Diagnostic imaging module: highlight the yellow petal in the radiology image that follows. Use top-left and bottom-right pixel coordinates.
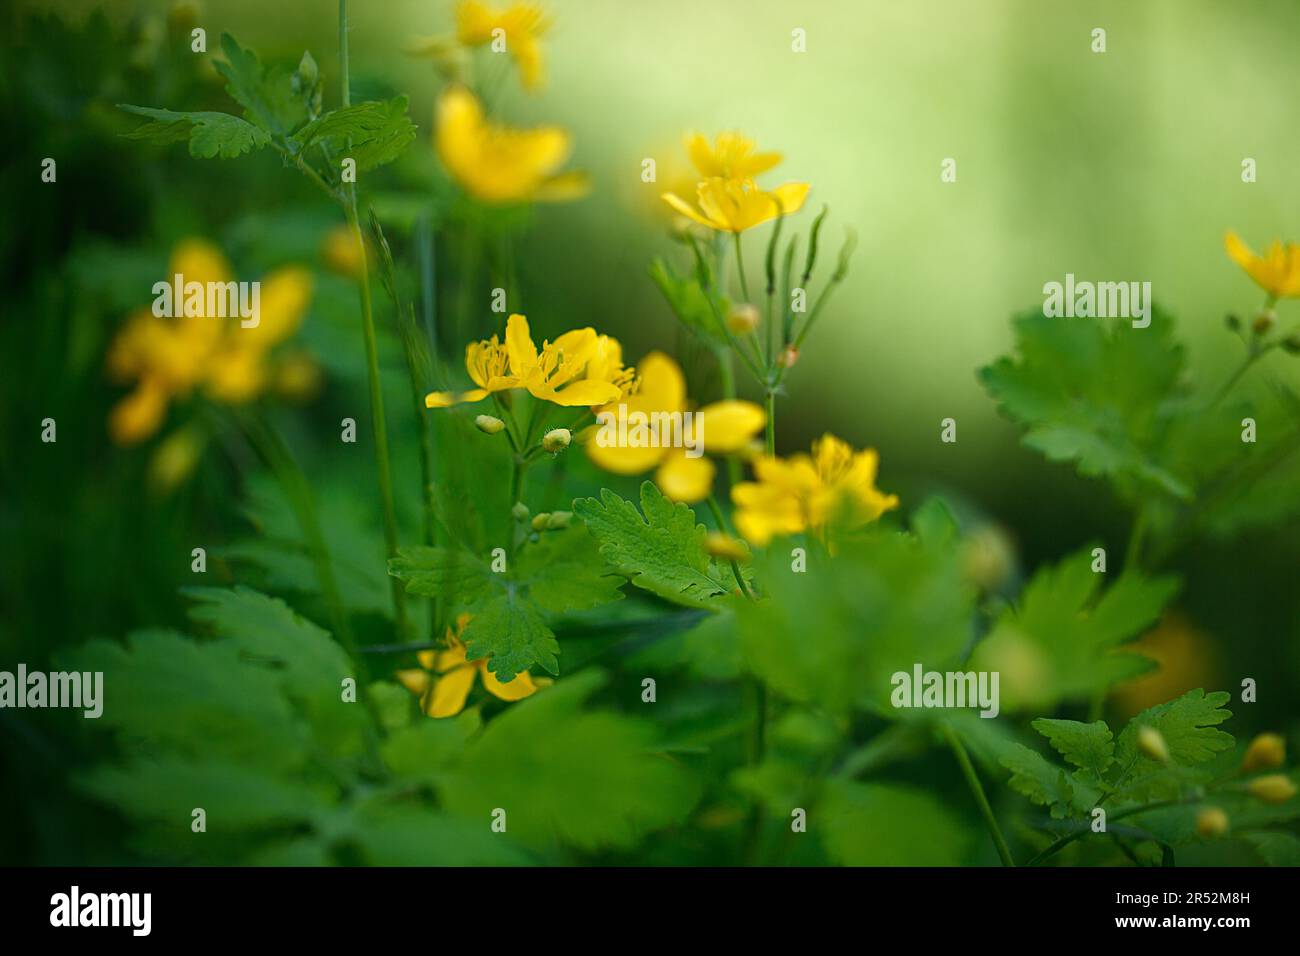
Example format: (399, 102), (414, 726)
(169, 237), (232, 288)
(698, 400), (766, 454)
(585, 432), (666, 475)
(635, 351), (687, 411)
(109, 377), (171, 445)
(395, 668), (432, 696)
(245, 266), (312, 349)
(425, 388), (490, 407)
(661, 192), (719, 230)
(532, 378), (622, 407)
(534, 170), (590, 201)
(769, 182), (810, 216)
(505, 313), (538, 374)
(480, 665), (539, 702)
(426, 665), (477, 717)
(433, 641), (470, 673)
(656, 451), (715, 503)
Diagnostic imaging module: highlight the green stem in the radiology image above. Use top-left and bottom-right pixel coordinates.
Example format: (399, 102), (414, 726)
(764, 389), (776, 455)
(1024, 797), (1198, 867)
(705, 495), (752, 598)
(943, 725), (1015, 867)
(339, 0), (408, 639)
(733, 233), (752, 303)
(716, 348), (742, 488)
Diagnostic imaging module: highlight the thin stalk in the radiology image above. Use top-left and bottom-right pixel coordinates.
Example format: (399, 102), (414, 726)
(1025, 797), (1198, 867)
(705, 495), (752, 598)
(733, 233), (752, 303)
(716, 348), (742, 488)
(943, 725), (1015, 867)
(764, 389), (776, 455)
(339, 0), (408, 639)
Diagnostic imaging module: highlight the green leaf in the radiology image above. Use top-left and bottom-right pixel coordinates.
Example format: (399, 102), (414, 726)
(1000, 743), (1077, 818)
(574, 482), (732, 607)
(65, 629), (308, 770)
(390, 529), (622, 681)
(1116, 688), (1234, 769)
(77, 756), (332, 831)
(214, 33), (306, 136)
(970, 547), (1177, 711)
(347, 805), (528, 866)
(737, 531), (973, 714)
(514, 525), (625, 613)
(292, 96), (417, 171)
(1243, 831), (1300, 866)
(819, 780), (971, 865)
(647, 257), (728, 347)
(118, 105), (271, 158)
(1032, 718), (1115, 777)
(436, 671), (698, 851)
(980, 309), (1191, 500)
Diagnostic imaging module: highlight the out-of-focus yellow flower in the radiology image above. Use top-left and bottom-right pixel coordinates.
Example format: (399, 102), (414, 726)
(1195, 807), (1229, 838)
(1246, 774), (1297, 805)
(425, 314), (624, 409)
(435, 86), (587, 204)
(1242, 733), (1286, 773)
(663, 177), (809, 234)
(705, 532), (750, 562)
(1225, 231), (1300, 300)
(106, 239), (313, 445)
(273, 351), (323, 402)
(321, 225), (365, 278)
(147, 424), (204, 494)
(685, 131), (783, 182)
(731, 433), (898, 546)
(1109, 612), (1218, 719)
(456, 0), (550, 90)
(584, 351), (765, 504)
(395, 613), (541, 717)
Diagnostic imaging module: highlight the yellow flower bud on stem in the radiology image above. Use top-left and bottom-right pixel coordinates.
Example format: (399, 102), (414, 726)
(1241, 733), (1285, 772)
(1195, 806), (1230, 838)
(1246, 773), (1297, 805)
(542, 427), (571, 454)
(475, 414), (506, 435)
(1137, 725), (1171, 763)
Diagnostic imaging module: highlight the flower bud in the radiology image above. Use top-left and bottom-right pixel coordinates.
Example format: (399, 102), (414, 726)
(475, 414), (505, 435)
(542, 428), (571, 453)
(705, 532), (749, 562)
(1195, 806), (1229, 838)
(1281, 335), (1300, 356)
(1241, 732), (1286, 772)
(511, 502), (530, 522)
(777, 345), (799, 369)
(1137, 725), (1170, 763)
(1253, 309), (1276, 335)
(1246, 773), (1297, 804)
(546, 510), (573, 530)
(727, 303), (760, 334)
(1225, 313), (1242, 332)
(531, 512), (551, 531)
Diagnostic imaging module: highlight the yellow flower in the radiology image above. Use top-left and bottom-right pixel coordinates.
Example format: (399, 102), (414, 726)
(320, 224), (365, 278)
(684, 131), (783, 182)
(663, 177), (809, 234)
(425, 313), (624, 409)
(1241, 733), (1286, 773)
(106, 239), (313, 445)
(456, 0), (550, 91)
(1225, 231), (1300, 300)
(395, 614), (540, 717)
(435, 86), (587, 204)
(731, 433), (898, 546)
(584, 351), (766, 504)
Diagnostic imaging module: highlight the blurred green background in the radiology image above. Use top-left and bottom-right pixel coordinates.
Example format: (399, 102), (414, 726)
(4, 0), (1299, 863)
